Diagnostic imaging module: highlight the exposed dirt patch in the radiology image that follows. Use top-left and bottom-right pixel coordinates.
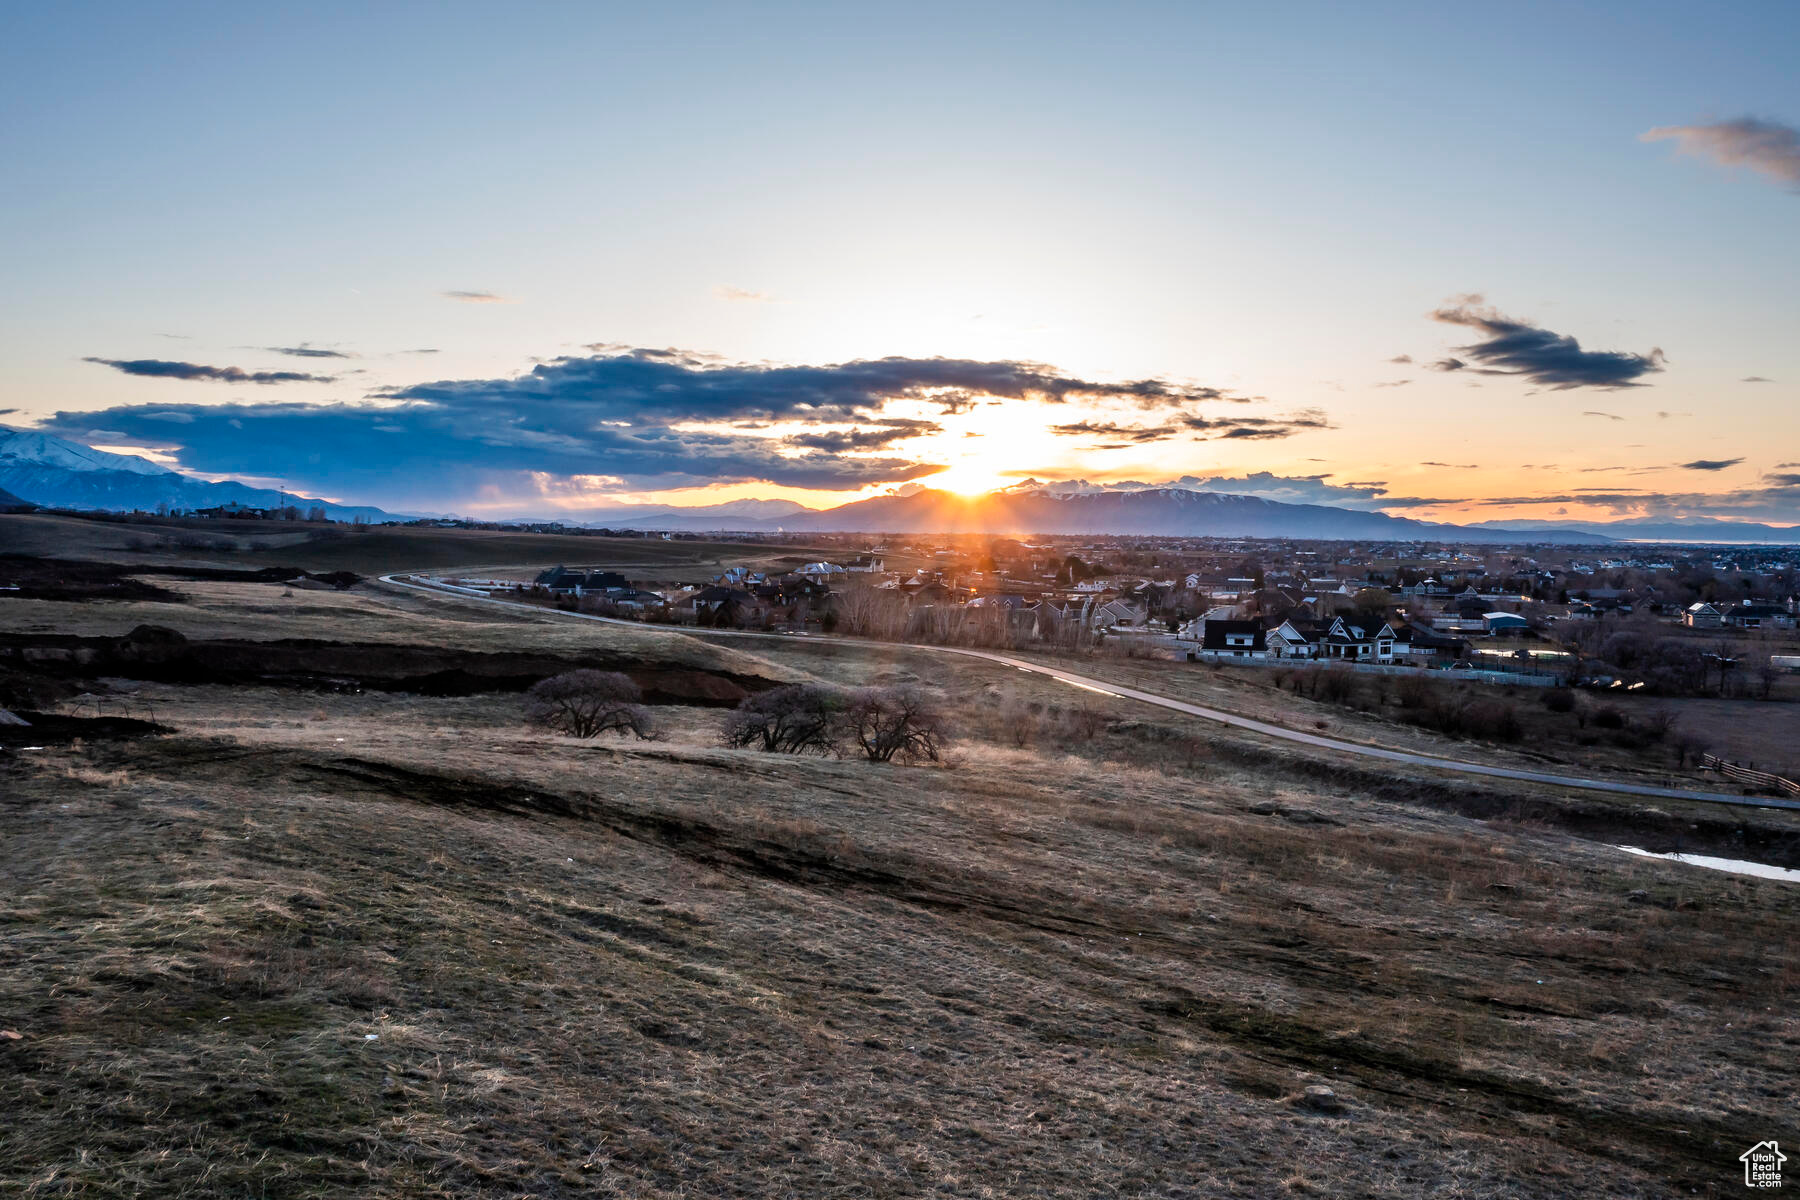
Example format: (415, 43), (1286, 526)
(0, 625), (781, 705)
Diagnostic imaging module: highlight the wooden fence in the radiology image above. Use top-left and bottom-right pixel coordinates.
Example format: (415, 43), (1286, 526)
(1701, 753), (1800, 797)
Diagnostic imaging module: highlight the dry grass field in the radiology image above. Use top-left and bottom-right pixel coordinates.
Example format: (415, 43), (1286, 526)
(3, 569), (1798, 1197)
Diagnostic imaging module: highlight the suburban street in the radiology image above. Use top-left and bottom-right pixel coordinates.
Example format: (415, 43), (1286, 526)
(378, 574), (1800, 814)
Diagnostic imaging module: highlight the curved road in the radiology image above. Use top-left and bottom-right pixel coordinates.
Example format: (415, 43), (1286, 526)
(378, 574), (1800, 814)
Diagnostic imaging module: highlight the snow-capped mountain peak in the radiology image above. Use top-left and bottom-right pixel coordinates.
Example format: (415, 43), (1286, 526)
(0, 427), (175, 476)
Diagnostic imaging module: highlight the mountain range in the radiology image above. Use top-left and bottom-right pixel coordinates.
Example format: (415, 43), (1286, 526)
(0, 428), (390, 523)
(5, 425), (1798, 544)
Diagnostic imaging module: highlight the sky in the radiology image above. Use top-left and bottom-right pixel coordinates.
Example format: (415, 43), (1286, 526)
(3, 1), (1798, 524)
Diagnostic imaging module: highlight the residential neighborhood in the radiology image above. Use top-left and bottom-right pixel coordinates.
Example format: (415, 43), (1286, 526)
(414, 534), (1800, 697)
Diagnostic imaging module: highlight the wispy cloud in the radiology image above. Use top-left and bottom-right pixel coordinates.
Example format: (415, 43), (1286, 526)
(1048, 421), (1178, 444)
(1677, 457), (1743, 471)
(1643, 117), (1800, 188)
(1428, 297), (1664, 389)
(83, 358), (334, 384)
(1177, 410), (1332, 440)
(1420, 461), (1478, 469)
(1387, 354), (1412, 364)
(715, 285), (777, 303)
(1742, 375), (1774, 383)
(1372, 379), (1411, 388)
(783, 418), (942, 452)
(264, 344), (354, 359)
(441, 290), (510, 303)
(1582, 410), (1624, 420)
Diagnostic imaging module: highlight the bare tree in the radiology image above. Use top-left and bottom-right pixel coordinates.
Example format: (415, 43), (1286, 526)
(722, 684), (844, 754)
(524, 670), (658, 739)
(844, 686), (947, 763)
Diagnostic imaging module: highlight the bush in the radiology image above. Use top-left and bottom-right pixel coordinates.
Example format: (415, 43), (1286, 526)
(844, 686), (947, 763)
(1593, 706), (1625, 730)
(721, 684), (844, 754)
(1394, 674), (1433, 709)
(524, 670), (658, 739)
(1542, 689), (1575, 713)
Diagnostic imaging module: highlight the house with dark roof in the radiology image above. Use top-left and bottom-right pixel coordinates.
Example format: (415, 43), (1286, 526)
(1723, 602), (1794, 630)
(1200, 619), (1267, 657)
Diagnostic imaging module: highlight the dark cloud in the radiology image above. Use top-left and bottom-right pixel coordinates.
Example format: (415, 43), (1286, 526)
(1582, 410), (1624, 420)
(1678, 458), (1743, 471)
(1642, 117), (1800, 187)
(1387, 354), (1413, 364)
(1420, 461), (1478, 469)
(382, 349), (1257, 422)
(1742, 375), (1773, 383)
(39, 399), (941, 497)
(1429, 300), (1664, 389)
(265, 345), (354, 359)
(783, 419), (942, 452)
(1177, 410), (1331, 440)
(84, 358), (335, 385)
(1764, 473), (1800, 487)
(1048, 421), (1179, 443)
(442, 290), (509, 303)
(47, 348), (1271, 502)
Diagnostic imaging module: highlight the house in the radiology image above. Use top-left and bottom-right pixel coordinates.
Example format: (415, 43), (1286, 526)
(1683, 602), (1724, 629)
(1090, 598), (1147, 629)
(1266, 618), (1326, 659)
(1201, 619), (1267, 657)
(1318, 617), (1406, 662)
(1722, 602), (1794, 630)
(1399, 623), (1468, 660)
(534, 566), (631, 596)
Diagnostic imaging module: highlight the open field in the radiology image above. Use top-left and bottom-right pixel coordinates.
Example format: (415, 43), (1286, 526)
(1062, 652), (1800, 786)
(4, 564), (1799, 1197)
(0, 512), (874, 578)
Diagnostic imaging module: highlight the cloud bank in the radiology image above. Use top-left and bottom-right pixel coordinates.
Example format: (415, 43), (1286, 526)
(46, 348), (1273, 504)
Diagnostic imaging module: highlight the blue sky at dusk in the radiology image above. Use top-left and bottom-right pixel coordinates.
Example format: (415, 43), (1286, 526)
(3, 1), (1797, 521)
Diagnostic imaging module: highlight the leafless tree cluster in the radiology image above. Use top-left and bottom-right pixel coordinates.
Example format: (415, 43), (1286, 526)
(722, 682), (948, 763)
(844, 686), (947, 763)
(720, 684), (844, 755)
(524, 670), (658, 740)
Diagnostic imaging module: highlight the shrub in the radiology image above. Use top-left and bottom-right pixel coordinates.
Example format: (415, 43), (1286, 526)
(844, 685), (947, 763)
(1592, 706), (1625, 730)
(721, 684), (844, 754)
(1315, 667), (1358, 705)
(1395, 674), (1433, 709)
(524, 670), (658, 739)
(1542, 689), (1575, 713)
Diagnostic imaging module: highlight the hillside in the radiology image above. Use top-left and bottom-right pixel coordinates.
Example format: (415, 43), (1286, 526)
(2, 572), (1796, 1196)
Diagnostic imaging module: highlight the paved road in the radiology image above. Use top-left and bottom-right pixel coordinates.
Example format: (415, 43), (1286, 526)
(377, 574), (1800, 814)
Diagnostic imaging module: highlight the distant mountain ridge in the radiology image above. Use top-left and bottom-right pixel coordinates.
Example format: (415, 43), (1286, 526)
(1470, 516), (1800, 545)
(758, 487), (1613, 542)
(0, 427), (391, 522)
